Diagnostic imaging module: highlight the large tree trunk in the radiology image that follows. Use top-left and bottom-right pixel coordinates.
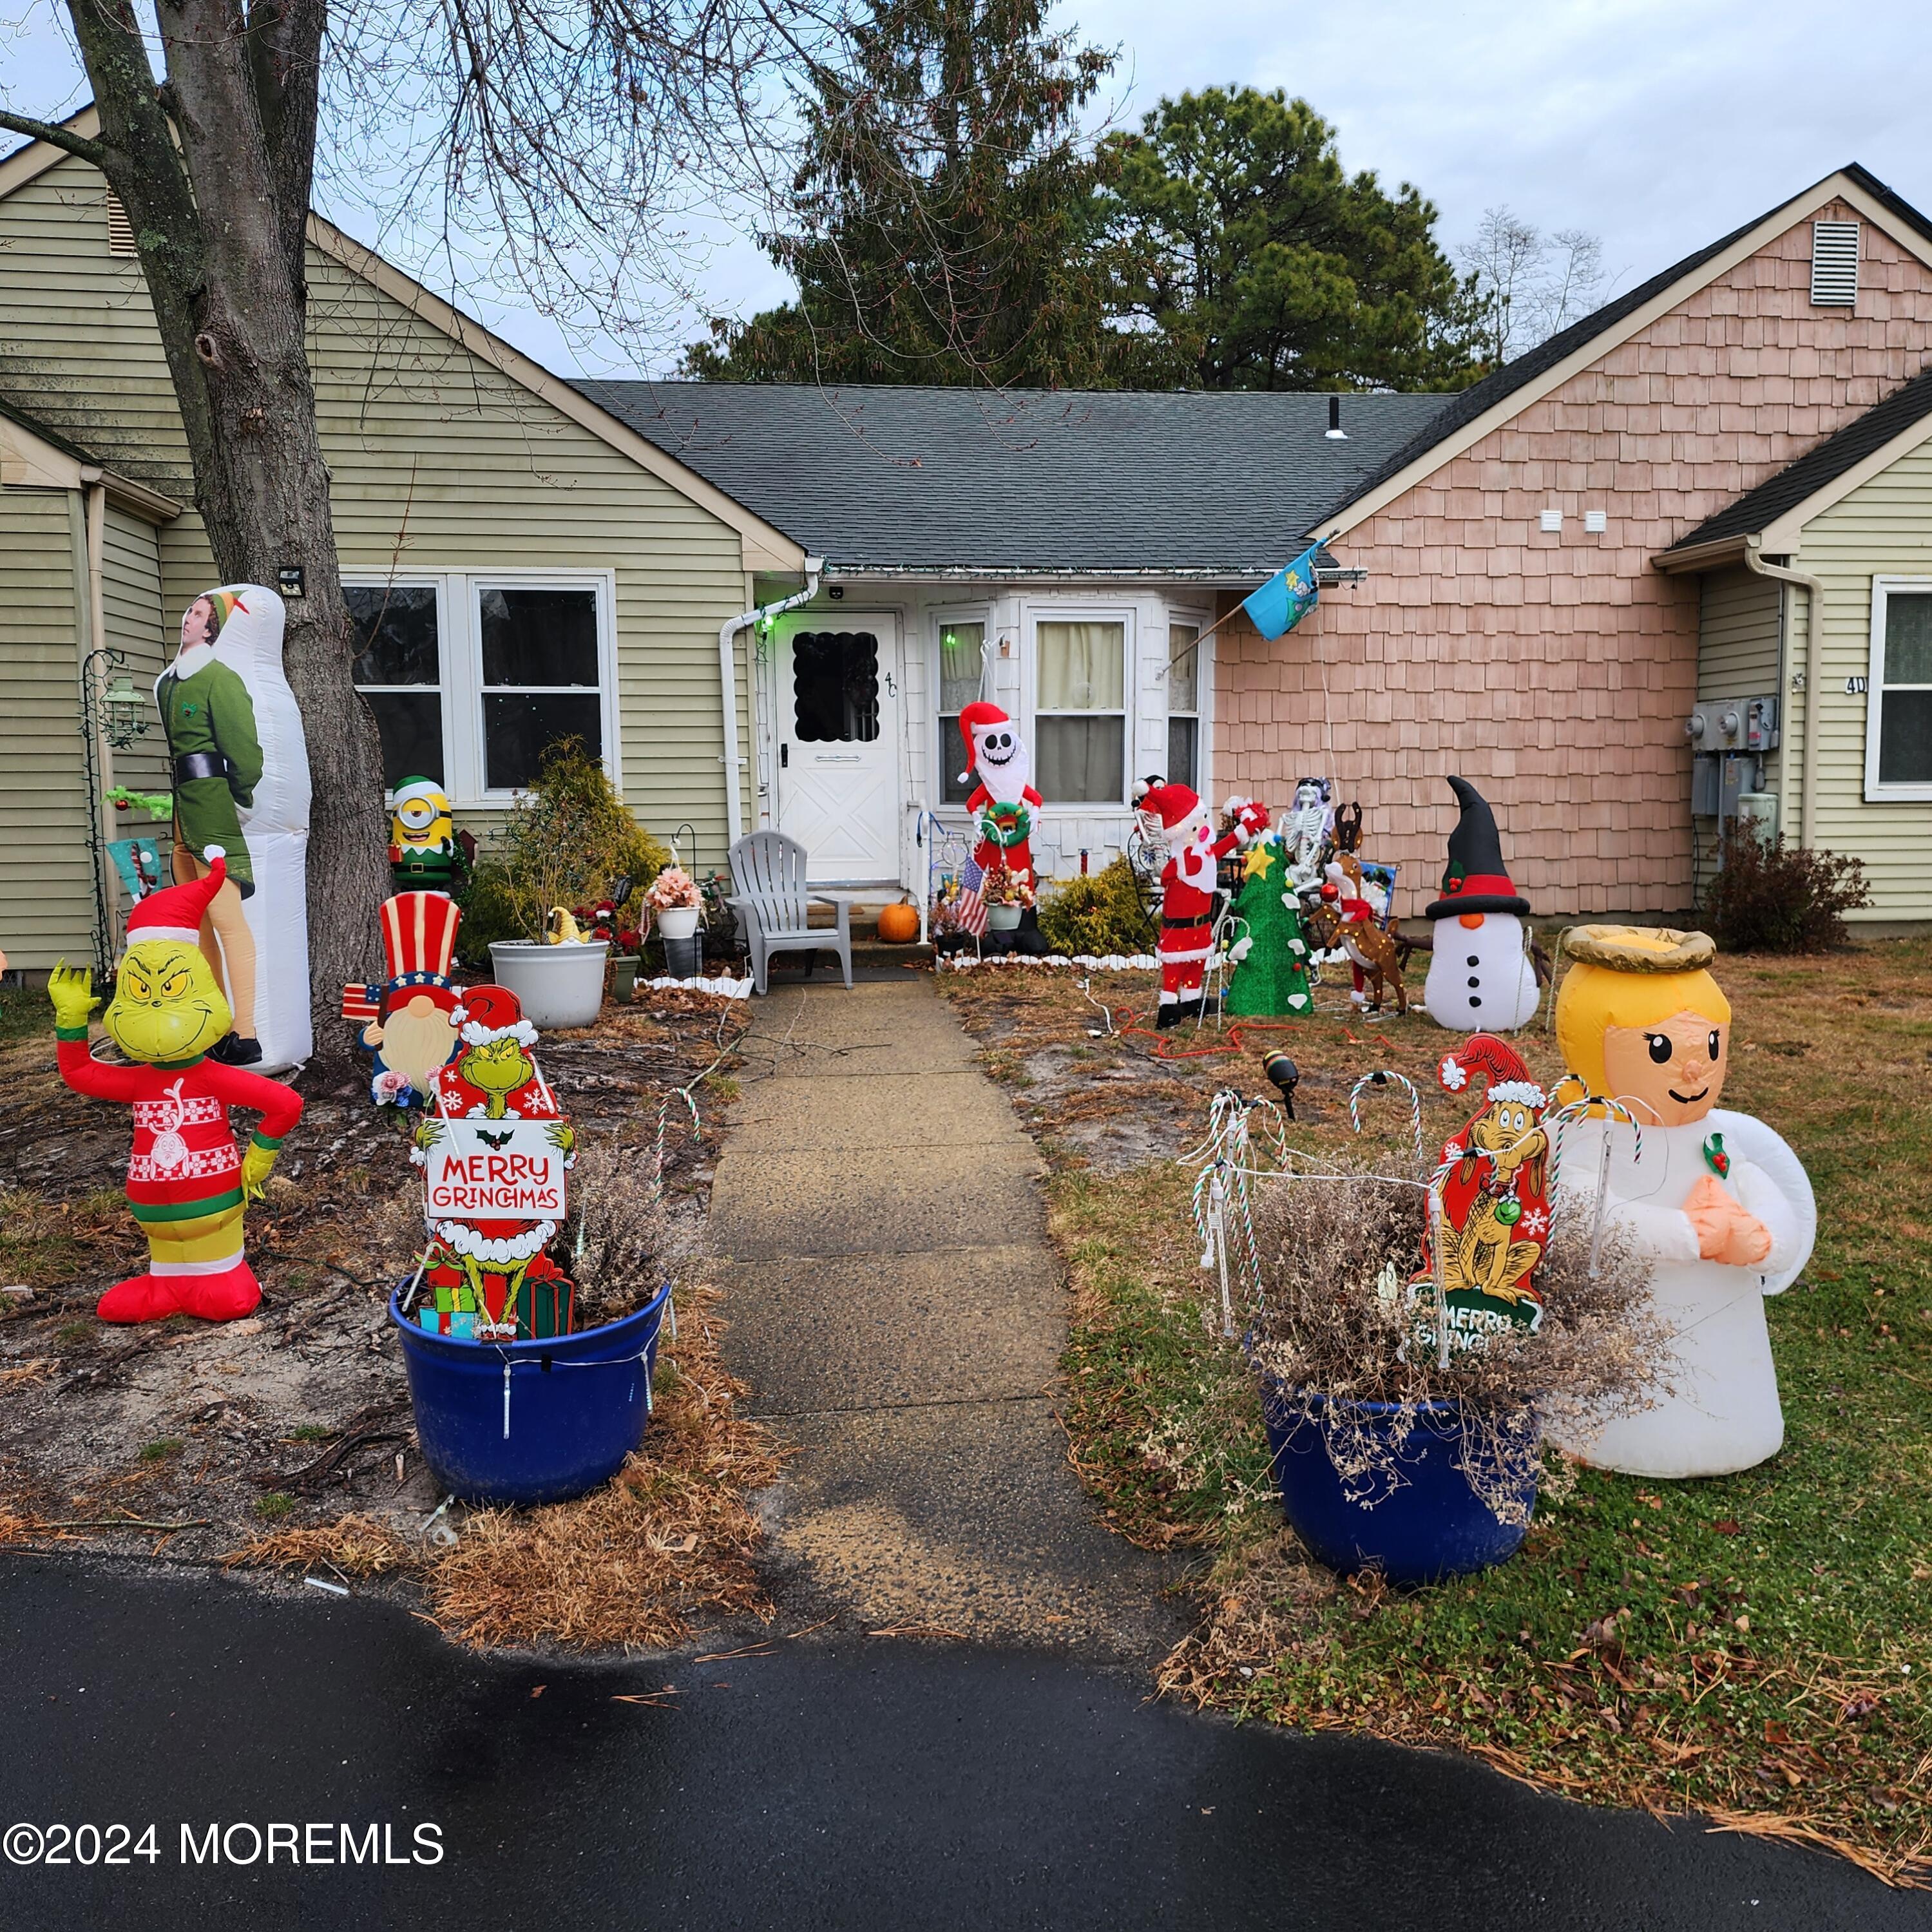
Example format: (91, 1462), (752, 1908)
(62, 0), (390, 1048)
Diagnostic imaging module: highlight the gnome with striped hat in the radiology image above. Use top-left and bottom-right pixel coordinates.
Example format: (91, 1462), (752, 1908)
(46, 853), (303, 1324)
(341, 892), (464, 1105)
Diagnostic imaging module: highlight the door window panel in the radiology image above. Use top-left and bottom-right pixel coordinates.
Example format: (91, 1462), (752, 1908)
(792, 631), (881, 744)
(349, 584), (444, 787)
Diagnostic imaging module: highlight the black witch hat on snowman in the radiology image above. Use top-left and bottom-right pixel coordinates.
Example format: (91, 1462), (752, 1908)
(1422, 776), (1539, 1031)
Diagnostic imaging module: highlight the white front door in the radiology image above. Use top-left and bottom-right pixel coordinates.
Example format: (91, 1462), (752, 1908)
(773, 615), (901, 882)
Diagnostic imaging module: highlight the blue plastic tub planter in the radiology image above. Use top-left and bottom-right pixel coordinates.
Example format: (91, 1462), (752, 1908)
(1258, 1378), (1538, 1587)
(391, 1284), (673, 1506)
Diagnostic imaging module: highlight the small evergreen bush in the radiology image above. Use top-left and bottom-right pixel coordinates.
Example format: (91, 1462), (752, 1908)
(1703, 830), (1870, 953)
(1037, 856), (1157, 957)
(459, 740), (669, 959)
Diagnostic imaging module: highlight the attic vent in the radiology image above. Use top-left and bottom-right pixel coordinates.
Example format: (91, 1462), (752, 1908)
(104, 190), (137, 258)
(1810, 220), (1859, 307)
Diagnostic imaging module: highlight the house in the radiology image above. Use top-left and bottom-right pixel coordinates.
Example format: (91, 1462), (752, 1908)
(582, 379), (1448, 889)
(7, 113), (1932, 975)
(0, 112), (805, 973)
(593, 164), (1932, 930)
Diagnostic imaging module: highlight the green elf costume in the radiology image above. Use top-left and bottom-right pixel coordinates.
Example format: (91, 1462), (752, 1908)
(157, 589), (265, 1064)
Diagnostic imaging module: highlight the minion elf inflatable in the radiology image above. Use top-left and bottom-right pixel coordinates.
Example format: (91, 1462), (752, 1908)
(48, 853), (303, 1324)
(388, 777), (468, 896)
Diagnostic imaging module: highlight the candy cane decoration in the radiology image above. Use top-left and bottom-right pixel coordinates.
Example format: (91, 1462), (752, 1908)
(1348, 1070), (1425, 1176)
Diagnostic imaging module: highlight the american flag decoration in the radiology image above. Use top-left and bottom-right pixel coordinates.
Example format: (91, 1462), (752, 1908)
(955, 854), (989, 937)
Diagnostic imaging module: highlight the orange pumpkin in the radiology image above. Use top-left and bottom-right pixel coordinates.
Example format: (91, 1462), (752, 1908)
(875, 902), (921, 944)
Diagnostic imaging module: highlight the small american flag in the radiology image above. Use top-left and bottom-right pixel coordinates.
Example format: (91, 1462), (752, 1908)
(955, 854), (989, 937)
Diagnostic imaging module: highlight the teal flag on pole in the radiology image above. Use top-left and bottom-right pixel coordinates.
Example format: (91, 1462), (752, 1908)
(1241, 542), (1322, 640)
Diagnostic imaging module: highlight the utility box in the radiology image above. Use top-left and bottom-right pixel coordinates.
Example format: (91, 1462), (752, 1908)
(1736, 791), (1779, 841)
(1686, 694), (1779, 753)
(1692, 753), (1750, 818)
(1692, 754), (1722, 817)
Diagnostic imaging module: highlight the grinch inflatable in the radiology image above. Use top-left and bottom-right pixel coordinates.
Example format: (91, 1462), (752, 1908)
(48, 855), (303, 1324)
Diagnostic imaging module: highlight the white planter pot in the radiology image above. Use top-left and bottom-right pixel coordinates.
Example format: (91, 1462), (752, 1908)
(488, 939), (611, 1029)
(655, 905), (701, 941)
(984, 904), (1022, 932)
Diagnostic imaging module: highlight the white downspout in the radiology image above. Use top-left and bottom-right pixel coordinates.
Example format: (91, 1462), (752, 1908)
(718, 557), (824, 842)
(1744, 539), (1823, 845)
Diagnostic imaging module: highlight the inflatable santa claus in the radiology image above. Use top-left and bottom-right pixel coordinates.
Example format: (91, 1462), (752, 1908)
(955, 701), (1044, 887)
(1136, 778), (1240, 1028)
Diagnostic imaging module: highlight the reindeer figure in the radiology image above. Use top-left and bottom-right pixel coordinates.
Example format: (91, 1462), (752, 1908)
(1306, 898), (1409, 1015)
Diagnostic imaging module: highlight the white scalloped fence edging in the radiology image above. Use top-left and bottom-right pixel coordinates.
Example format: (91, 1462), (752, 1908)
(934, 952), (1159, 972)
(642, 974), (754, 999)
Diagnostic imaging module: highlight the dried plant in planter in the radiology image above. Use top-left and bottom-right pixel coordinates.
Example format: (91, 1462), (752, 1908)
(1247, 1152), (1674, 1524)
(563, 1132), (674, 1326)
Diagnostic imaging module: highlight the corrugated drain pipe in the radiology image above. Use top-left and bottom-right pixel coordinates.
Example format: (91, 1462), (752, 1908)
(1743, 539), (1822, 845)
(718, 557), (824, 841)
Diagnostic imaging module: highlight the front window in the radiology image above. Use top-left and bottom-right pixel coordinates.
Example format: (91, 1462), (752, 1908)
(350, 584), (444, 789)
(1167, 622), (1201, 793)
(1873, 587), (1932, 790)
(937, 620), (985, 805)
(347, 572), (614, 801)
(1035, 618), (1125, 802)
(478, 585), (604, 790)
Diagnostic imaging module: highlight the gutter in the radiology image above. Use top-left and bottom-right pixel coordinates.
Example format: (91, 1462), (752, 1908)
(1744, 539), (1824, 845)
(718, 557), (823, 841)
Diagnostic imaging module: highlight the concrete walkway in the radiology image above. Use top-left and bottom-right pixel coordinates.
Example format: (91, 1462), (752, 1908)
(709, 978), (1178, 1655)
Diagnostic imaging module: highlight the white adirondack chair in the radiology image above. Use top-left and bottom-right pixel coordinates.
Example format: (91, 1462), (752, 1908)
(725, 832), (857, 995)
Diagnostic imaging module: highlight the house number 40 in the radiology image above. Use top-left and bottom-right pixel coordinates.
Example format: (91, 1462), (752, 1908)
(1845, 676), (1869, 694)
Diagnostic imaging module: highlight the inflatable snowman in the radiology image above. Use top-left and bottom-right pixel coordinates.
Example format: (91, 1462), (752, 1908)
(1422, 776), (1538, 1032)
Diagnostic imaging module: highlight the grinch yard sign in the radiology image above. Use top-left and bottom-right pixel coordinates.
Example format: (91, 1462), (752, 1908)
(424, 1120), (568, 1221)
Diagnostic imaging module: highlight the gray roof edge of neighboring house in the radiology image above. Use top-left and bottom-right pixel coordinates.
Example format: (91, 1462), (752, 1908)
(1314, 161), (1932, 531)
(1664, 361), (1932, 554)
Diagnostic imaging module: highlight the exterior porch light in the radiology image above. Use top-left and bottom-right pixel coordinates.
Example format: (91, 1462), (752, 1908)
(104, 672), (149, 749)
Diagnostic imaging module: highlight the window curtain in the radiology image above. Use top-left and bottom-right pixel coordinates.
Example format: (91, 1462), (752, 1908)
(938, 622), (986, 802)
(1037, 622), (1124, 710)
(1167, 627), (1199, 714)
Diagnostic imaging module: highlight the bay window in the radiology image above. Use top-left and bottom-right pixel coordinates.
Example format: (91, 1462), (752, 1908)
(936, 618), (986, 805)
(1035, 617), (1125, 802)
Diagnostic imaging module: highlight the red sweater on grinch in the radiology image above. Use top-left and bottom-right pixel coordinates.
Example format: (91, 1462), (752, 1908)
(54, 1037), (302, 1222)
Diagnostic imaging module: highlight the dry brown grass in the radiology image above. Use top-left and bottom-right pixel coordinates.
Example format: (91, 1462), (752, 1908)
(422, 1283), (785, 1652)
(226, 1514), (418, 1577)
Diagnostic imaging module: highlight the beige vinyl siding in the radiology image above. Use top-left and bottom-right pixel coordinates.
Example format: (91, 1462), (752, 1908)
(1692, 567), (1784, 901)
(99, 501), (172, 803)
(1, 152), (754, 870)
(1790, 435), (1932, 919)
(0, 486), (94, 968)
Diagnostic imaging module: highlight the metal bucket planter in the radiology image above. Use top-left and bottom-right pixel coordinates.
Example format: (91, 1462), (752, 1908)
(1258, 1379), (1537, 1586)
(488, 939), (610, 1029)
(391, 1285), (671, 1506)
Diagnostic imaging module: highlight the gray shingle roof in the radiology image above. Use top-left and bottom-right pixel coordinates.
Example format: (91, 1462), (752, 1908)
(1665, 363), (1932, 552)
(577, 379), (1453, 574)
(1316, 162), (1932, 529)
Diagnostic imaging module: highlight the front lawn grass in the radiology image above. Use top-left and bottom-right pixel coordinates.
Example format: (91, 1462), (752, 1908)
(970, 939), (1932, 1886)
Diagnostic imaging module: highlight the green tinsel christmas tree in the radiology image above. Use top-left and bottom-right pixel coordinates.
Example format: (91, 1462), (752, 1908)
(1225, 833), (1314, 1017)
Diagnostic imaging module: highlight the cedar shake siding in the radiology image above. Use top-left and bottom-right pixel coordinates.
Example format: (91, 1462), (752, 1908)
(1216, 196), (1932, 917)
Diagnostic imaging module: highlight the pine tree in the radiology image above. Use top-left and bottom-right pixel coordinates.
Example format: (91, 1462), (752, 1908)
(1225, 834), (1313, 1017)
(684, 0), (1117, 387)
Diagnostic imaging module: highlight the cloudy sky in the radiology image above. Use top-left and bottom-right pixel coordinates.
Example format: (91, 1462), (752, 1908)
(5, 0), (1930, 376)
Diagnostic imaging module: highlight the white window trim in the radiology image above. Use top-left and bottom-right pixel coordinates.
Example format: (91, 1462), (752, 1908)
(1163, 606), (1214, 802)
(1865, 576), (1932, 801)
(1027, 604), (1135, 810)
(932, 604), (991, 807)
(347, 568), (618, 809)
